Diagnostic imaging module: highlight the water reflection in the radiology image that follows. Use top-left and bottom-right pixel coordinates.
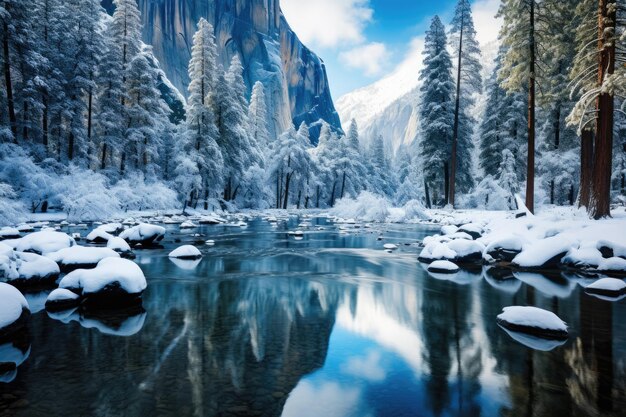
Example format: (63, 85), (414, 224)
(0, 218), (624, 416)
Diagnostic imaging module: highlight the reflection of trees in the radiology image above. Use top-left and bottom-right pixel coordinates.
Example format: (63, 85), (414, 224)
(421, 276), (482, 417)
(0, 277), (341, 417)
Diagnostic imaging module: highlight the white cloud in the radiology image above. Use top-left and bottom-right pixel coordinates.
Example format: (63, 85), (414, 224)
(339, 42), (390, 76)
(342, 350), (386, 382)
(281, 0), (374, 48)
(472, 0), (502, 46)
(282, 381), (363, 417)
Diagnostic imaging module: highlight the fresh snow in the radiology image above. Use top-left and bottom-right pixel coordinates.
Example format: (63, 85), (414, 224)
(119, 223), (165, 244)
(597, 257), (626, 272)
(428, 260), (460, 273)
(0, 283), (29, 330)
(46, 246), (120, 267)
(47, 288), (80, 302)
(168, 245), (202, 259)
(497, 306), (567, 332)
(5, 231), (75, 254)
(107, 237), (132, 253)
(59, 257), (147, 295)
(512, 236), (578, 268)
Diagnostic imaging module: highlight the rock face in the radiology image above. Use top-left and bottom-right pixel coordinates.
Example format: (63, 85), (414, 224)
(102, 0), (342, 141)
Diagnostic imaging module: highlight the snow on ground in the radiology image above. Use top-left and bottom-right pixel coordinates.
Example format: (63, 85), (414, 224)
(0, 283), (29, 332)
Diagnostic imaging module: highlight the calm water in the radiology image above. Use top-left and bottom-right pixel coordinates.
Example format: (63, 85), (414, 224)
(1, 216), (626, 417)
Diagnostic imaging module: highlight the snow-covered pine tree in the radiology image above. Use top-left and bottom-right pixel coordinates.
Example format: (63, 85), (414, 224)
(368, 134), (394, 198)
(418, 16), (455, 207)
(336, 120), (368, 199)
(124, 49), (171, 177)
(248, 81), (269, 168)
(448, 0), (481, 205)
(497, 0), (544, 213)
(567, 0), (624, 218)
(309, 122), (334, 208)
(179, 17), (223, 208)
(215, 56), (252, 201)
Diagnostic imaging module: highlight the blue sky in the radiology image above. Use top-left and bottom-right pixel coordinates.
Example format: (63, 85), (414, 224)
(281, 0), (501, 99)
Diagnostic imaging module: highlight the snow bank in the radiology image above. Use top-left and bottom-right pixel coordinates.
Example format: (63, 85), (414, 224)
(332, 192), (390, 222)
(180, 220), (197, 229)
(119, 223), (165, 245)
(0, 283), (29, 336)
(5, 231), (75, 254)
(168, 245), (202, 259)
(0, 228), (20, 240)
(199, 215), (226, 224)
(46, 246), (119, 271)
(497, 306), (568, 339)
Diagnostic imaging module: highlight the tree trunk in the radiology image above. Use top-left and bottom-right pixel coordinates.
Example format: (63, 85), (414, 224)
(589, 0), (615, 219)
(296, 189), (302, 209)
(101, 143), (108, 169)
(425, 181), (432, 209)
(68, 132), (74, 160)
(2, 24), (17, 142)
(579, 129), (593, 208)
(42, 93), (49, 149)
(329, 177), (337, 207)
(340, 171), (347, 199)
(120, 151), (126, 174)
(443, 161), (450, 206)
(449, 11), (465, 208)
(526, 0), (536, 214)
(276, 173), (281, 209)
(316, 185), (320, 208)
(283, 173), (291, 210)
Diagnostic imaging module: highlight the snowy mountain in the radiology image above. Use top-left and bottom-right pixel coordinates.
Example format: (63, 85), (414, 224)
(101, 0), (341, 141)
(336, 40), (499, 154)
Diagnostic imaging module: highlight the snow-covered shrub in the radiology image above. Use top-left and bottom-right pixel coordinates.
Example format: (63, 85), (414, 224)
(111, 174), (177, 211)
(331, 192), (390, 222)
(0, 183), (26, 226)
(402, 199), (429, 221)
(460, 176), (514, 210)
(53, 166), (121, 221)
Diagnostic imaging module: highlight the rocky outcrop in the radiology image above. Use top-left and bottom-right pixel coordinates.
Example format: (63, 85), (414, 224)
(102, 0), (342, 141)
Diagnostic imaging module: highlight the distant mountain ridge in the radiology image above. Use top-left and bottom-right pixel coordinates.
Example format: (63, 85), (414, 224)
(102, 0), (342, 141)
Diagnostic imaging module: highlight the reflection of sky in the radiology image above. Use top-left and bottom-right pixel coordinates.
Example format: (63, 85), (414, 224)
(283, 283), (511, 417)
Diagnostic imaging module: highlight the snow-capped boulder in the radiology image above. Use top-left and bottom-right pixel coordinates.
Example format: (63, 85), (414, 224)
(45, 288), (81, 311)
(562, 247), (603, 268)
(596, 240), (626, 259)
(584, 278), (626, 297)
(85, 228), (114, 243)
(168, 245), (202, 260)
(596, 257), (626, 274)
(428, 260), (460, 274)
(383, 243), (398, 250)
(106, 237), (134, 259)
(448, 232), (473, 240)
(0, 228), (20, 241)
(10, 252), (60, 286)
(119, 223), (165, 246)
(458, 223), (482, 240)
(496, 306), (568, 340)
(199, 215), (226, 224)
(483, 235), (526, 262)
(512, 236), (578, 269)
(440, 225), (459, 235)
(180, 220), (197, 229)
(46, 246), (120, 272)
(0, 283), (30, 338)
(447, 239), (485, 264)
(16, 224), (34, 233)
(59, 258), (147, 308)
(5, 231), (75, 255)
(418, 241), (456, 263)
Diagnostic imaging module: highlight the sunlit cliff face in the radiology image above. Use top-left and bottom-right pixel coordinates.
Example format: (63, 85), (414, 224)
(101, 0), (342, 142)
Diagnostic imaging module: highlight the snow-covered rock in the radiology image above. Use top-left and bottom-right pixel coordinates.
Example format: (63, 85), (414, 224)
(418, 241), (456, 263)
(596, 257), (626, 274)
(16, 224), (34, 233)
(180, 220), (197, 229)
(427, 260), (459, 274)
(496, 306), (568, 340)
(512, 236), (578, 269)
(441, 225), (459, 235)
(383, 243), (398, 250)
(562, 247), (603, 268)
(106, 237), (134, 258)
(46, 246), (120, 272)
(59, 258), (147, 308)
(458, 223), (482, 240)
(119, 223), (165, 246)
(199, 215), (226, 224)
(168, 245), (202, 260)
(596, 240), (626, 259)
(0, 228), (20, 240)
(5, 231), (75, 255)
(45, 288), (81, 311)
(584, 278), (626, 297)
(0, 283), (30, 338)
(483, 235), (526, 262)
(11, 252), (60, 286)
(85, 228), (114, 243)
(447, 239), (485, 264)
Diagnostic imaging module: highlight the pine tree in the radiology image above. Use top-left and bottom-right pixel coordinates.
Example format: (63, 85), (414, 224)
(419, 16), (455, 206)
(248, 81), (269, 168)
(448, 0), (481, 205)
(497, 0), (542, 212)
